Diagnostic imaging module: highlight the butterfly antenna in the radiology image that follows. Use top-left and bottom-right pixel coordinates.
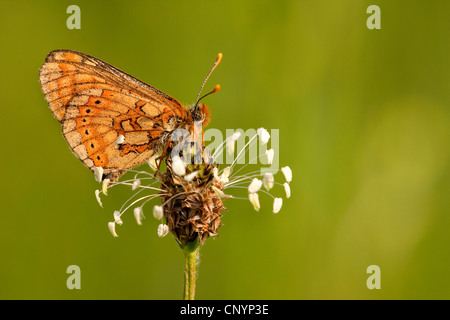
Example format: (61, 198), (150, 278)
(194, 53), (222, 107)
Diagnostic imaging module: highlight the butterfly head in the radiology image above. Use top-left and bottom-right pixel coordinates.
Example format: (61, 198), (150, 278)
(191, 83), (219, 127)
(190, 103), (211, 127)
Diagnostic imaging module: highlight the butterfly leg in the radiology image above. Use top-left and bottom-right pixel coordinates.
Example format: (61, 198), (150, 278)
(154, 138), (172, 177)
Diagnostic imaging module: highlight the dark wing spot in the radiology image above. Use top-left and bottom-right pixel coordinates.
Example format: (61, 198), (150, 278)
(95, 100), (101, 104)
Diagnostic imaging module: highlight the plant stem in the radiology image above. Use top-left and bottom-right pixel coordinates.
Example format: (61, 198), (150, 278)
(183, 243), (200, 300)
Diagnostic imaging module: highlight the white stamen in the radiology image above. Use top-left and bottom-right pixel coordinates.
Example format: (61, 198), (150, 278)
(108, 222), (118, 237)
(184, 171), (198, 182)
(134, 207), (144, 225)
(226, 139), (235, 155)
(212, 167), (219, 178)
(226, 132), (241, 154)
(93, 166), (103, 182)
(102, 178), (110, 195)
(248, 178), (263, 193)
(273, 197), (283, 214)
(212, 186), (231, 198)
(153, 205), (164, 220)
(281, 166), (292, 183)
(265, 149), (274, 165)
(115, 135), (125, 145)
(257, 128), (270, 145)
(95, 190), (103, 207)
(131, 179), (141, 190)
(157, 224), (170, 237)
(233, 132), (242, 140)
(283, 182), (291, 199)
(220, 167), (231, 184)
(263, 173), (274, 191)
(113, 210), (123, 225)
(172, 155), (186, 176)
(249, 193), (260, 212)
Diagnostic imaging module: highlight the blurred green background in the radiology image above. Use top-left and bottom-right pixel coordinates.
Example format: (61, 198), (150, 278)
(0, 0), (449, 299)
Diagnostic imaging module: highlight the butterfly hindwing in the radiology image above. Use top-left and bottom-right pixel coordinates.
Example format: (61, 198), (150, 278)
(39, 49), (189, 180)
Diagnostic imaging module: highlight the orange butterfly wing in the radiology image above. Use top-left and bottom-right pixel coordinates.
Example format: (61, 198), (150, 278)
(39, 50), (189, 181)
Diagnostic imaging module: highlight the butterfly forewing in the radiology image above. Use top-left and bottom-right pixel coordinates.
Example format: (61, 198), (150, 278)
(39, 50), (190, 181)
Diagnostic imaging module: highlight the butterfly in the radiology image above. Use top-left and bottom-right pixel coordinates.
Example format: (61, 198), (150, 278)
(39, 50), (221, 181)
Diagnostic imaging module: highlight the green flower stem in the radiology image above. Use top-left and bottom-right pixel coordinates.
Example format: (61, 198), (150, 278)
(183, 241), (200, 300)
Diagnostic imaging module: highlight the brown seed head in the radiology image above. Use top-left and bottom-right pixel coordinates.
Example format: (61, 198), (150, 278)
(161, 152), (227, 247)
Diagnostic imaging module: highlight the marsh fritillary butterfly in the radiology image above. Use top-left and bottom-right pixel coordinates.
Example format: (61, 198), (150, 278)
(39, 50), (221, 181)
